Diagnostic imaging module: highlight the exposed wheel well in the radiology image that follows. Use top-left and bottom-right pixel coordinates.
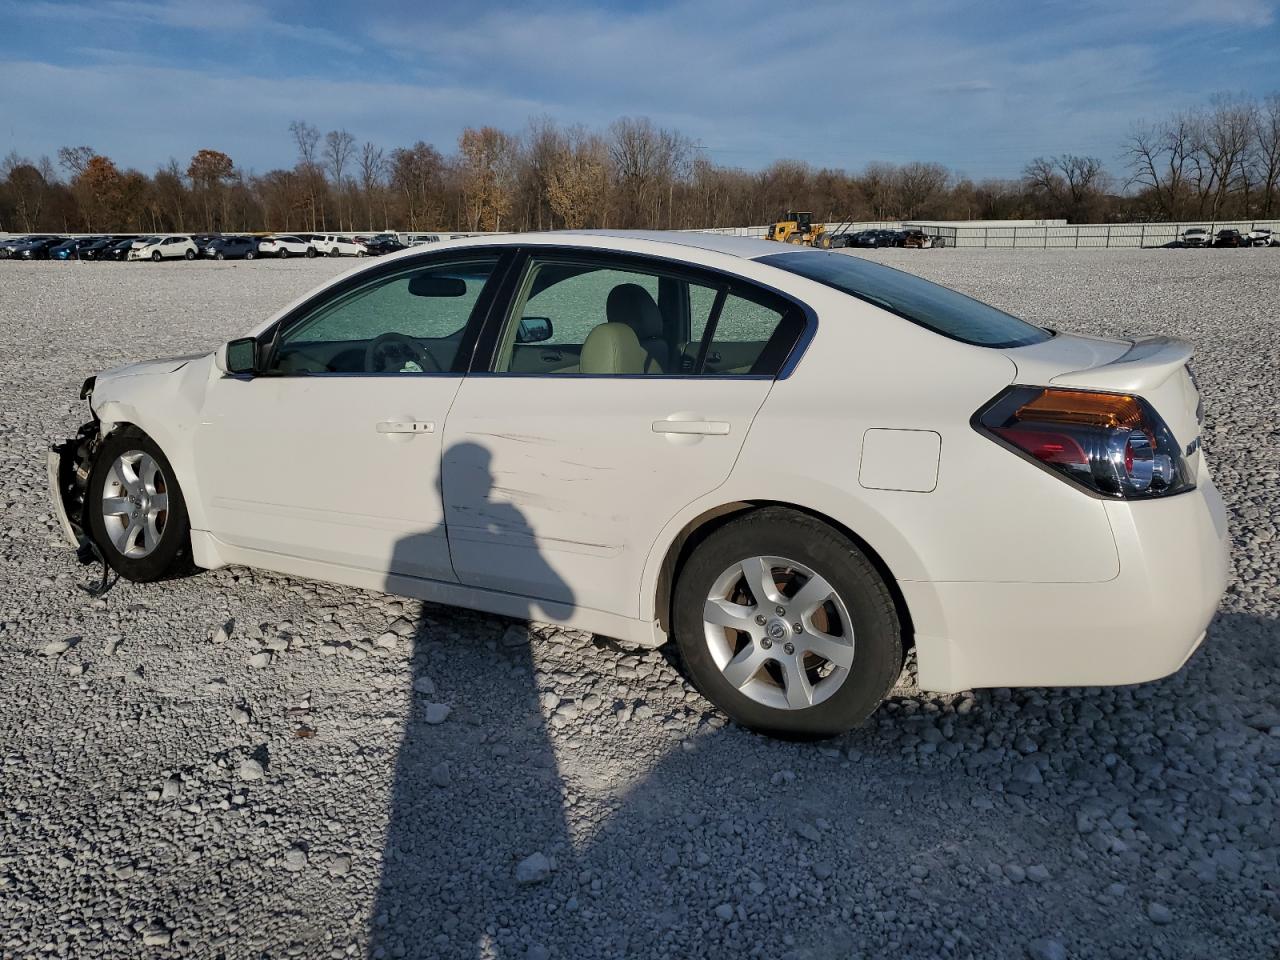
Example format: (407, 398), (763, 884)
(654, 500), (915, 653)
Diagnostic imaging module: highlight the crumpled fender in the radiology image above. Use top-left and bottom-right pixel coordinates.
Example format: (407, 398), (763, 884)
(91, 353), (217, 531)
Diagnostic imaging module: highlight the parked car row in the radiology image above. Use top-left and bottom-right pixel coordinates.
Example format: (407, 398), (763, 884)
(828, 229), (947, 249)
(0, 231), (419, 262)
(1171, 227), (1278, 248)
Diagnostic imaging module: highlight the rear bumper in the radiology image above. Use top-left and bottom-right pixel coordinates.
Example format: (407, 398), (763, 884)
(904, 471), (1231, 693)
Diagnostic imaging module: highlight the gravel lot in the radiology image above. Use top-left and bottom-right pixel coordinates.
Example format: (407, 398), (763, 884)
(2, 250), (1277, 960)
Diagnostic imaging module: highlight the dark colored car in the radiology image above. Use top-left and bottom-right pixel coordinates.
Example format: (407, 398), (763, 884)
(364, 233), (407, 256)
(104, 238), (139, 261)
(77, 236), (130, 260)
(204, 236), (259, 260)
(192, 234), (222, 255)
(848, 229), (901, 248)
(1212, 229), (1243, 248)
(1, 235), (51, 258)
(50, 236), (112, 260)
(11, 236), (69, 260)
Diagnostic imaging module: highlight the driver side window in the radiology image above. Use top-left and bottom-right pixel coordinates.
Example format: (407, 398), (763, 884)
(269, 258), (499, 375)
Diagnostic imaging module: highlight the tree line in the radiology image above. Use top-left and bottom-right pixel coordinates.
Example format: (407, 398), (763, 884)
(2, 92), (1278, 235)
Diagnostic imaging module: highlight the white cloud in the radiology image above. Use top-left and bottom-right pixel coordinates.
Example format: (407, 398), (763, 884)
(6, 0), (363, 53)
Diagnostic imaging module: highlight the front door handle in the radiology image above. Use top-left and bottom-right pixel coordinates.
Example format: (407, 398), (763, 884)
(376, 420), (435, 435)
(651, 419), (730, 436)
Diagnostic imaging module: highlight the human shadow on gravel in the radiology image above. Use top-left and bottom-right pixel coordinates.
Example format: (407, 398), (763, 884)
(370, 442), (582, 960)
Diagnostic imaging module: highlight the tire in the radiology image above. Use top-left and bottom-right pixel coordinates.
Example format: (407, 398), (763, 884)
(245, 250), (255, 260)
(672, 507), (902, 738)
(305, 246), (316, 258)
(185, 249), (195, 260)
(86, 430), (194, 583)
(215, 252), (225, 261)
(278, 248), (289, 259)
(151, 250), (162, 262)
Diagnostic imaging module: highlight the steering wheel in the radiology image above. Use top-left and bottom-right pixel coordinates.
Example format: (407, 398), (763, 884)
(364, 332), (441, 373)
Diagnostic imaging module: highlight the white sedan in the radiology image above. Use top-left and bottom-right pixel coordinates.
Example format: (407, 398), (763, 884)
(128, 235), (198, 262)
(257, 235), (316, 258)
(312, 234), (368, 257)
(48, 231), (1229, 736)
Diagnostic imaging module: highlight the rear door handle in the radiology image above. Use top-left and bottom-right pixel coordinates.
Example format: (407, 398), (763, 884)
(376, 420), (435, 434)
(651, 419), (731, 436)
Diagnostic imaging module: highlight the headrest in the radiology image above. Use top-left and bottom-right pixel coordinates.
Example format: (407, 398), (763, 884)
(580, 322), (648, 375)
(606, 283), (663, 339)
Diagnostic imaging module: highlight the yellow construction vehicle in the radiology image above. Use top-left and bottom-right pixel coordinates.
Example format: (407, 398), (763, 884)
(765, 211), (832, 248)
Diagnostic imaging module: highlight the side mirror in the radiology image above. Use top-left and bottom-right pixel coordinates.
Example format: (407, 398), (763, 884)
(515, 316), (553, 344)
(220, 337), (259, 376)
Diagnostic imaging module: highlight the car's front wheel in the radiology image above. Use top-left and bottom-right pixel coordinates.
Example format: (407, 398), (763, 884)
(673, 507), (902, 738)
(305, 246), (316, 258)
(86, 430), (194, 582)
(151, 250), (162, 262)
(245, 250), (255, 260)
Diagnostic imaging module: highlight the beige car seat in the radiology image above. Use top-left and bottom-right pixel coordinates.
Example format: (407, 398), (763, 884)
(579, 323), (650, 375)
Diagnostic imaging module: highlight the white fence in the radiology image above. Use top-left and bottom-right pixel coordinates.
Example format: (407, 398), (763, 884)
(692, 219), (1279, 249)
(922, 220), (1280, 249)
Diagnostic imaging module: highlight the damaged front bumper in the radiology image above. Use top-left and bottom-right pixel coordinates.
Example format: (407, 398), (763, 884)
(48, 421), (101, 562)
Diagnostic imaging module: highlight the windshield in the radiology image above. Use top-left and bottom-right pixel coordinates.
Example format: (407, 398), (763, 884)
(759, 251), (1052, 348)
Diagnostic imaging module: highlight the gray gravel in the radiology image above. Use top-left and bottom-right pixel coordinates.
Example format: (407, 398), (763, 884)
(1, 251), (1278, 959)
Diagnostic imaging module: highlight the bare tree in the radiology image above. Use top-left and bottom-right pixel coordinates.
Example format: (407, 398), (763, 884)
(894, 161), (950, 218)
(458, 127), (517, 231)
(323, 129), (356, 229)
(56, 145), (96, 180)
(289, 120), (323, 229)
(357, 141), (387, 229)
(2, 152), (51, 230)
(389, 142), (445, 230)
(1124, 116), (1195, 219)
(1198, 95), (1254, 219)
(1255, 93), (1280, 217)
(545, 126), (609, 229)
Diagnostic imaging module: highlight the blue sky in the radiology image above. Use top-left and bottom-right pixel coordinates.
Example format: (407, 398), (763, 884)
(2, 0), (1277, 179)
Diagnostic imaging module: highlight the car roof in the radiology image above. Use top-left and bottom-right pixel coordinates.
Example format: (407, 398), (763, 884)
(565, 229), (797, 261)
(376, 229), (816, 264)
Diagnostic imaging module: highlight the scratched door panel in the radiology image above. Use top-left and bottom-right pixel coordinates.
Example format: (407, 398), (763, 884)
(440, 377), (772, 618)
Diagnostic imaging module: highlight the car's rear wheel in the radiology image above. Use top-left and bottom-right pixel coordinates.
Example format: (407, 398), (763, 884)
(184, 249), (195, 260)
(278, 248), (289, 259)
(305, 246), (316, 258)
(673, 507), (902, 738)
(87, 431), (194, 582)
(245, 250), (255, 260)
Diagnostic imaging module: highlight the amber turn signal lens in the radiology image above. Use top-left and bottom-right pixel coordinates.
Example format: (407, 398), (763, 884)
(1015, 389), (1145, 430)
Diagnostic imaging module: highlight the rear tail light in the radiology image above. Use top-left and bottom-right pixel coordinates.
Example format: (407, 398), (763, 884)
(975, 386), (1194, 499)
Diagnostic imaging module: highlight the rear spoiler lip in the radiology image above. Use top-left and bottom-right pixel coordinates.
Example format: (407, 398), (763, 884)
(1048, 335), (1193, 393)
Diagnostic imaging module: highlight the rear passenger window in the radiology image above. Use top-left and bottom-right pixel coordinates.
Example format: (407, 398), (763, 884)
(693, 289), (804, 377)
(492, 254), (806, 378)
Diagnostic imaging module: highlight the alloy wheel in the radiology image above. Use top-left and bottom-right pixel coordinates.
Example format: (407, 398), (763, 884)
(100, 450), (169, 558)
(702, 556), (855, 710)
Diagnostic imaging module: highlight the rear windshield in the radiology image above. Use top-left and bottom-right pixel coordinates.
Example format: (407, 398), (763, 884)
(759, 251), (1052, 348)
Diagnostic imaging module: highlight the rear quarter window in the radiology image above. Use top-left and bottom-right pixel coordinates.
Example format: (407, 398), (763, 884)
(760, 251), (1051, 348)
